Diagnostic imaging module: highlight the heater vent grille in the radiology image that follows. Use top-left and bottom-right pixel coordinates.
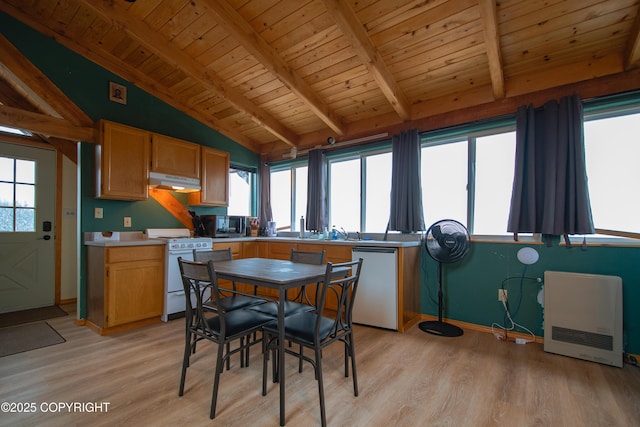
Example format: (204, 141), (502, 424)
(551, 326), (613, 351)
(543, 271), (623, 367)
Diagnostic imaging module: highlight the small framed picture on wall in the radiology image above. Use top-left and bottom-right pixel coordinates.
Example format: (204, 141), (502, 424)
(109, 82), (127, 105)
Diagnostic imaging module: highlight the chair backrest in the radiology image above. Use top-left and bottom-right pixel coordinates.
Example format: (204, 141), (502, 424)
(290, 249), (326, 265)
(178, 257), (225, 334)
(315, 258), (364, 336)
(193, 248), (232, 263)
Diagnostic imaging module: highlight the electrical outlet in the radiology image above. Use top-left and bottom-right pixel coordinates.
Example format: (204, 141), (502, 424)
(124, 217), (132, 227)
(498, 289), (508, 302)
(94, 207), (103, 219)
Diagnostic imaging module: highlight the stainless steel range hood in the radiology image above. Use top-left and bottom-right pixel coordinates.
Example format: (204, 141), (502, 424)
(148, 171), (201, 193)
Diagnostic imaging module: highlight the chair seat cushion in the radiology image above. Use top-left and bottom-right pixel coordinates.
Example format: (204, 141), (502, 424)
(205, 294), (268, 312)
(247, 300), (314, 318)
(263, 311), (334, 345)
(203, 309), (273, 338)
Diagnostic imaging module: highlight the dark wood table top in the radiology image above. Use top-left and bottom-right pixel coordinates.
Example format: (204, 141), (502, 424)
(212, 257), (331, 289)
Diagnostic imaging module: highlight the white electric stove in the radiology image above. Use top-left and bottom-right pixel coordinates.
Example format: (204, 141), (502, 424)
(146, 228), (213, 321)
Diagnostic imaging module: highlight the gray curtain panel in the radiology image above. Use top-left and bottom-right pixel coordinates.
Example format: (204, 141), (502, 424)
(389, 129), (425, 232)
(306, 149), (328, 232)
(508, 94), (594, 239)
(258, 160), (273, 228)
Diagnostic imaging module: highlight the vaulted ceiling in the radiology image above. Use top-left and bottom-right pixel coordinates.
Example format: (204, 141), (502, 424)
(1, 0), (639, 162)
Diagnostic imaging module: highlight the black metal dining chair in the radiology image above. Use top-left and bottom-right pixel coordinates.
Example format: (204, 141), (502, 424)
(261, 258), (364, 427)
(248, 249), (326, 318)
(192, 249), (269, 368)
(193, 248), (268, 312)
(177, 257), (273, 419)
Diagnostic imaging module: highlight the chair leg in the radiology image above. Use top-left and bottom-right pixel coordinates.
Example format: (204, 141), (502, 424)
(210, 342), (226, 419)
(349, 335), (359, 396)
(315, 346), (327, 427)
(298, 344), (304, 373)
(179, 334), (193, 396)
(262, 332), (269, 396)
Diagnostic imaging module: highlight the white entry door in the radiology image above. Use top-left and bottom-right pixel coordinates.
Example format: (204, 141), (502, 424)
(0, 142), (56, 313)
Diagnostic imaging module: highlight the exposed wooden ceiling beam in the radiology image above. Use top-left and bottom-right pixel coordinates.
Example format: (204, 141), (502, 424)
(478, 0), (505, 99)
(202, 0), (346, 136)
(0, 1), (259, 152)
(0, 33), (93, 127)
(625, 9), (640, 69)
(80, 0), (299, 148)
(321, 0), (411, 121)
(0, 104), (95, 142)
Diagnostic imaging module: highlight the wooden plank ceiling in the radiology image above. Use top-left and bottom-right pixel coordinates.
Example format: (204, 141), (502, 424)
(0, 0), (639, 162)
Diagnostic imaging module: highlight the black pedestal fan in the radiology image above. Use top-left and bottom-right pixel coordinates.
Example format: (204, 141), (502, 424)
(419, 219), (470, 337)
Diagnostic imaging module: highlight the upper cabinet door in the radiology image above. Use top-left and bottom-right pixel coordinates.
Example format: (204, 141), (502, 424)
(188, 146), (229, 206)
(96, 120), (150, 200)
(151, 134), (200, 179)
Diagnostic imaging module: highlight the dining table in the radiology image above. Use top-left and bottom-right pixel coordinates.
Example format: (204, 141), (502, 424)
(212, 257), (346, 426)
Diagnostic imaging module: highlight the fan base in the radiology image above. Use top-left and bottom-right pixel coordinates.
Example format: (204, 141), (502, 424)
(418, 321), (464, 337)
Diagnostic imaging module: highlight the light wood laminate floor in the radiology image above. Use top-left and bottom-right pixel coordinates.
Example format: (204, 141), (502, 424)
(1, 304), (638, 427)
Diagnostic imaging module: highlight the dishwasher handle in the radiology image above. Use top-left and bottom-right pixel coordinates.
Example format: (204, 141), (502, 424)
(352, 246), (397, 254)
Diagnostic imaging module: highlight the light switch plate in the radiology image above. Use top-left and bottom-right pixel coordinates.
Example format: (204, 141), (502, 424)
(124, 217), (131, 227)
(94, 207), (103, 219)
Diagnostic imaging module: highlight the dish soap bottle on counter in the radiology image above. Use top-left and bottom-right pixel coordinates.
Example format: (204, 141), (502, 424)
(299, 216), (305, 238)
(323, 226), (329, 240)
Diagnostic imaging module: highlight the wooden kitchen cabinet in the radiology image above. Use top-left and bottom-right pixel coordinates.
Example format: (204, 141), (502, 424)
(187, 146), (229, 206)
(151, 134), (200, 179)
(86, 245), (164, 335)
(96, 120), (150, 200)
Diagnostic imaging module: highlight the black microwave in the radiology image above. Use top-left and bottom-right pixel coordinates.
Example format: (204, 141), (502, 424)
(201, 215), (246, 237)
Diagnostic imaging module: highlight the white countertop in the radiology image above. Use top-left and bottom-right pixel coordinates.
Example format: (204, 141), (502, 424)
(212, 236), (421, 248)
(84, 233), (421, 248)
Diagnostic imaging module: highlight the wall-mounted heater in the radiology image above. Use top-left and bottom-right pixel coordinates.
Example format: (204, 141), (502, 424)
(544, 271), (623, 367)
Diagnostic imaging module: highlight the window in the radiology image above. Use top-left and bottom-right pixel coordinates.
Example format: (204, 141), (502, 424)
(0, 156), (36, 232)
(420, 130), (516, 235)
(270, 164), (307, 231)
(329, 157), (360, 231)
(227, 167), (255, 216)
(328, 151), (392, 232)
(584, 110), (640, 235)
(421, 140), (467, 229)
(473, 132), (517, 235)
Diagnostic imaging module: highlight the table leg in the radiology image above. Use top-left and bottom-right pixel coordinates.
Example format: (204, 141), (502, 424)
(279, 287), (286, 426)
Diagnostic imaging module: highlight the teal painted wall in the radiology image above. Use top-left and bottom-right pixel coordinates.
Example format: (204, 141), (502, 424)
(421, 240), (640, 353)
(1, 13), (258, 318)
(3, 13), (638, 356)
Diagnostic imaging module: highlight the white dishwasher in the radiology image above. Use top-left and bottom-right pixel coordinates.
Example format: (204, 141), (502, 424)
(352, 246), (398, 330)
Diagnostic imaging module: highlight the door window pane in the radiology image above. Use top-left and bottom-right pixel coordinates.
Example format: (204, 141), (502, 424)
(0, 208), (13, 231)
(0, 182), (12, 207)
(421, 141), (467, 228)
(330, 158), (360, 231)
(16, 184), (35, 208)
(0, 157), (36, 232)
(16, 159), (35, 184)
(474, 132), (516, 235)
(0, 157), (13, 181)
(365, 152), (392, 232)
(16, 208), (35, 232)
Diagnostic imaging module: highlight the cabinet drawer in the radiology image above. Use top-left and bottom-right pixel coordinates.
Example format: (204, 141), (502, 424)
(267, 242), (297, 260)
(106, 246), (164, 263)
(213, 242), (242, 259)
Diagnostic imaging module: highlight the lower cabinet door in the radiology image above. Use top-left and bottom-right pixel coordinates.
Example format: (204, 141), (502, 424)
(106, 260), (164, 327)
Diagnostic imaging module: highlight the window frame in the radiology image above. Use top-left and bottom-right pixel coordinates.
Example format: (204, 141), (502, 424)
(326, 148), (392, 232)
(269, 161), (308, 231)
